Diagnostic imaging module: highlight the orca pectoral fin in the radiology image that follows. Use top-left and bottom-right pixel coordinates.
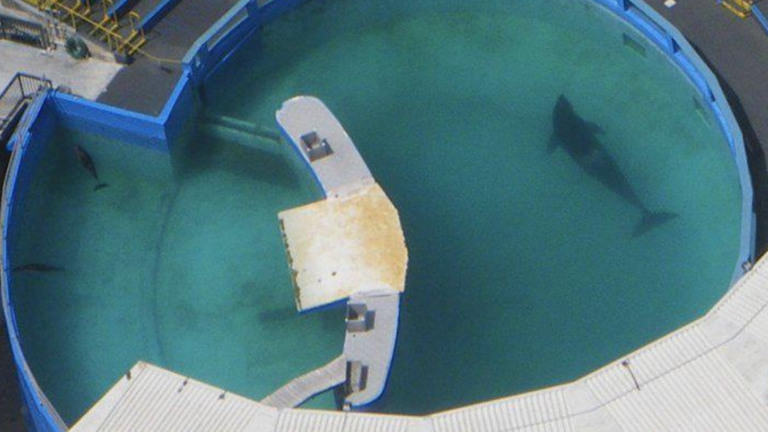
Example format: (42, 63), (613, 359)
(588, 122), (605, 135)
(547, 134), (560, 153)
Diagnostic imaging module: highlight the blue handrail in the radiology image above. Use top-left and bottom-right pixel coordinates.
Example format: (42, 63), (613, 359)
(137, 0), (183, 33)
(754, 4), (768, 36)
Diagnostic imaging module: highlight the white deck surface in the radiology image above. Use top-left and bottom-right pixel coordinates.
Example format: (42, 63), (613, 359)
(71, 253), (768, 431)
(262, 356), (346, 409)
(278, 183), (407, 311)
(343, 288), (401, 407)
(276, 96), (372, 196)
(0, 40), (121, 100)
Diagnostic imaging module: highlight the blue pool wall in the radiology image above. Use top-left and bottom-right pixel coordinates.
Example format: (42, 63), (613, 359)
(596, 0), (755, 285)
(0, 0), (757, 430)
(2, 93), (68, 432)
(754, 5), (768, 36)
(184, 0), (312, 88)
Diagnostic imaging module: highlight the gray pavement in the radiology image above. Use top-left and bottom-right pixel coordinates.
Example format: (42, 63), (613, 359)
(0, 40), (122, 100)
(646, 0), (768, 254)
(96, 57), (182, 116)
(96, 0), (240, 115)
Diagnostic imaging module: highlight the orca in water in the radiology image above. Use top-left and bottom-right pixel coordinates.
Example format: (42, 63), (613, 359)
(549, 95), (677, 237)
(12, 263), (64, 273)
(74, 145), (109, 191)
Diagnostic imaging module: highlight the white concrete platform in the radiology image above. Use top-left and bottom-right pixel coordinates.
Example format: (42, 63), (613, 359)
(272, 97), (407, 409)
(343, 288), (401, 407)
(276, 96), (372, 197)
(0, 40), (121, 100)
(278, 182), (407, 312)
(70, 251), (768, 431)
(262, 356), (346, 409)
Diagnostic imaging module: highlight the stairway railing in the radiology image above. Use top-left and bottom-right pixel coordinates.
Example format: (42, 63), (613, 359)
(0, 73), (52, 145)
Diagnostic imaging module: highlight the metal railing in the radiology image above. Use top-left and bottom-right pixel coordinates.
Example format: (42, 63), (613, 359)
(22, 0), (148, 56)
(718, 0), (757, 18)
(754, 3), (768, 35)
(0, 12), (52, 49)
(0, 73), (52, 144)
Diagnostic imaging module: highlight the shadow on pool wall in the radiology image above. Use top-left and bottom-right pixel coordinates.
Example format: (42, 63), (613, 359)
(0, 0), (756, 430)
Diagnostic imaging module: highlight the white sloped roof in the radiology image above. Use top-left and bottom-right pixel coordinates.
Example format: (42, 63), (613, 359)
(71, 254), (768, 432)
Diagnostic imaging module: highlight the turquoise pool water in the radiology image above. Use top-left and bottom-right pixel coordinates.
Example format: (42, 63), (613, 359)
(10, 126), (342, 423)
(10, 0), (743, 423)
(204, 0), (743, 414)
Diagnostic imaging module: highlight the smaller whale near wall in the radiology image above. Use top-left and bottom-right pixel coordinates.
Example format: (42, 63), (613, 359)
(74, 146), (109, 192)
(549, 95), (677, 237)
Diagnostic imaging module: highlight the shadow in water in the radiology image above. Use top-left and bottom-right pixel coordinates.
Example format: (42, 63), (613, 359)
(172, 123), (304, 190)
(257, 306), (297, 326)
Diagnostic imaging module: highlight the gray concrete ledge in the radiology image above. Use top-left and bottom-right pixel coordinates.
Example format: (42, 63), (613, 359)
(277, 96), (372, 197)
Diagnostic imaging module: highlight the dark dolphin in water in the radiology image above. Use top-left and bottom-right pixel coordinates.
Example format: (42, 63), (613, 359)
(549, 95), (677, 237)
(12, 263), (64, 273)
(74, 145), (109, 191)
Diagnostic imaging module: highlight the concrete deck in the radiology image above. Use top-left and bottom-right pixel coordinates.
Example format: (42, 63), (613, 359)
(278, 183), (407, 311)
(274, 96), (406, 408)
(0, 40), (121, 100)
(261, 289), (402, 409)
(343, 288), (400, 407)
(262, 357), (346, 409)
(277, 96), (373, 197)
(95, 0), (240, 115)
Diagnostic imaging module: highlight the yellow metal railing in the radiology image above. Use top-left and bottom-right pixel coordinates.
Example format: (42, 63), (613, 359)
(721, 0), (755, 19)
(24, 0), (147, 55)
(19, 0), (185, 65)
(92, 0), (118, 36)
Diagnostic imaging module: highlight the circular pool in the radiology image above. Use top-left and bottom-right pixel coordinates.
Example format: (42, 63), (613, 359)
(7, 0), (747, 424)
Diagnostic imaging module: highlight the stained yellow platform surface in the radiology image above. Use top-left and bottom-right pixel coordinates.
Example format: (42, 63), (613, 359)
(278, 183), (407, 311)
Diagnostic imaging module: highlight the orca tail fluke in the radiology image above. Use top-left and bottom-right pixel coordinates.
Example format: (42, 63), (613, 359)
(634, 211), (678, 237)
(94, 183), (109, 192)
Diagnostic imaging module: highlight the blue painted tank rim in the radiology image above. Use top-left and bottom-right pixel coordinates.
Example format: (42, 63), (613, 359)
(0, 0), (757, 430)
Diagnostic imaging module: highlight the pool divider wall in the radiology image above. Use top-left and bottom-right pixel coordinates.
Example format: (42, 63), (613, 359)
(2, 92), (68, 432)
(50, 69), (196, 153)
(0, 74), (196, 430)
(596, 0), (755, 285)
(0, 0), (758, 430)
